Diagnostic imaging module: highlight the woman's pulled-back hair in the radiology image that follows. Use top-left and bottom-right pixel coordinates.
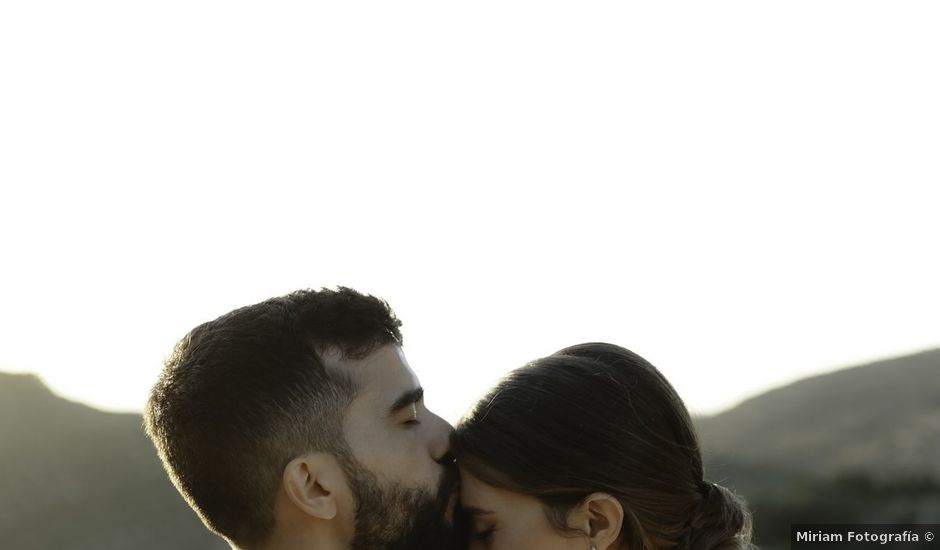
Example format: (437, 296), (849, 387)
(452, 342), (755, 550)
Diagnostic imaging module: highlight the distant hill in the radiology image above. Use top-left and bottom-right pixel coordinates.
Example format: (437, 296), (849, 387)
(0, 372), (228, 550)
(696, 348), (940, 486)
(694, 349), (940, 549)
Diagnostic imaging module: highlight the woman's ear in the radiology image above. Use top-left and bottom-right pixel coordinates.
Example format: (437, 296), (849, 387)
(570, 492), (624, 550)
(282, 453), (342, 520)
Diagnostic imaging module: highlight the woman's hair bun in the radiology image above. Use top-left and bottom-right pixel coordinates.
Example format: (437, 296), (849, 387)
(688, 481), (755, 550)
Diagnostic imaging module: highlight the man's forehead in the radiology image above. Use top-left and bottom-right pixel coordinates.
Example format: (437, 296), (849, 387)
(320, 344), (418, 388)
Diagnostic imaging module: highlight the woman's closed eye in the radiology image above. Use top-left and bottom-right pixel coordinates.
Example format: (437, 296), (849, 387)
(463, 506), (497, 545)
(471, 525), (495, 541)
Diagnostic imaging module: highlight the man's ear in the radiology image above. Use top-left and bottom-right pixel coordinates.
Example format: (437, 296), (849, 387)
(569, 492), (624, 550)
(282, 453), (343, 520)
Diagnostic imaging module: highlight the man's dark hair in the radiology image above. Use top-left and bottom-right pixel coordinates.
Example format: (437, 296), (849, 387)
(144, 287), (403, 548)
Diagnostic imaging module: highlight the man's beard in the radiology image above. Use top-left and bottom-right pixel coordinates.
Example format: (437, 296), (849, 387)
(342, 454), (462, 550)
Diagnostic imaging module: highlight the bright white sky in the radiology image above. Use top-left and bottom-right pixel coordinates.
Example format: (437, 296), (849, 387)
(1, 2), (938, 424)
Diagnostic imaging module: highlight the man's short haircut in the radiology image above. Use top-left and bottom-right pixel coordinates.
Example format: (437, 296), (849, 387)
(144, 287), (403, 547)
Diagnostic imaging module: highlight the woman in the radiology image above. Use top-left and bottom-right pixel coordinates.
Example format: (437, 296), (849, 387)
(452, 342), (755, 550)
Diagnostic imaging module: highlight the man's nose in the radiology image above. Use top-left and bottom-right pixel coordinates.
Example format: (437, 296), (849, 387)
(426, 409), (455, 463)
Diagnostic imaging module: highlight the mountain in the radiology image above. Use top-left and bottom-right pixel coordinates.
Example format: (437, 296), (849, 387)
(0, 372), (228, 550)
(694, 349), (940, 549)
(696, 348), (940, 486)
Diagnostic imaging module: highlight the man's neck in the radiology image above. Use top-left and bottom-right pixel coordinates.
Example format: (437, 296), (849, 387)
(256, 526), (345, 550)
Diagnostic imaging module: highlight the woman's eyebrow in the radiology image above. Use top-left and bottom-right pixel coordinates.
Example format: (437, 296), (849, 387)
(462, 506), (495, 516)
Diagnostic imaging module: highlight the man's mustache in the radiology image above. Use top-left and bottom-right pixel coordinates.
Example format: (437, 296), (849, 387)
(436, 454), (460, 509)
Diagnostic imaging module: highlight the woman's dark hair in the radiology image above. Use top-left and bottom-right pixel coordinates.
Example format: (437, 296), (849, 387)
(452, 342), (755, 550)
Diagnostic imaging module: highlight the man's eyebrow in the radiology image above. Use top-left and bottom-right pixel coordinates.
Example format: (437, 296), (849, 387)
(387, 387), (424, 416)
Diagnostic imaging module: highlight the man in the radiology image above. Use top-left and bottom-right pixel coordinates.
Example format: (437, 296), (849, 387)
(145, 287), (461, 550)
